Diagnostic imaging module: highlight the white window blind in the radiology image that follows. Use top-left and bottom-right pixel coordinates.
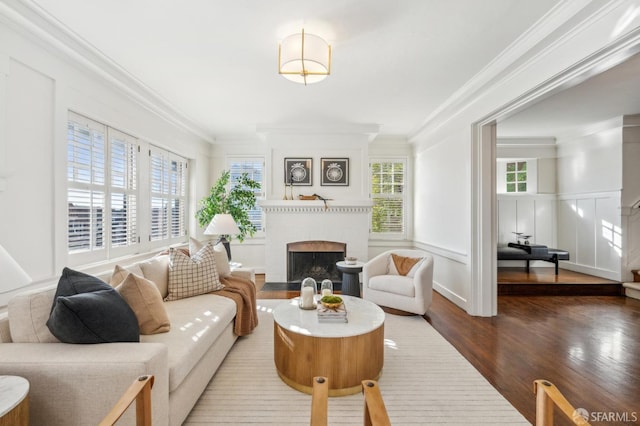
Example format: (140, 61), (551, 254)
(370, 160), (405, 235)
(67, 112), (139, 255)
(150, 146), (188, 242)
(229, 158), (264, 232)
(110, 129), (138, 247)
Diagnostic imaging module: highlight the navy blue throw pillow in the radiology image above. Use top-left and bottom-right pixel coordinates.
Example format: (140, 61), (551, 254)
(46, 267), (140, 344)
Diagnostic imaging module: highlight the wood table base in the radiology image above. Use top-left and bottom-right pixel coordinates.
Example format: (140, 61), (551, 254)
(274, 322), (384, 396)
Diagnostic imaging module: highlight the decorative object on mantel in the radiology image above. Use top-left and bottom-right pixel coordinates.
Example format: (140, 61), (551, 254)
(196, 170), (261, 242)
(278, 29), (331, 86)
(321, 158), (349, 186)
(284, 158), (312, 186)
(297, 193), (333, 210)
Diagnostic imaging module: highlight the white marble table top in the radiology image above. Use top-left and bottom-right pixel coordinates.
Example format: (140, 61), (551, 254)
(336, 260), (365, 269)
(0, 375), (29, 416)
(272, 295), (385, 338)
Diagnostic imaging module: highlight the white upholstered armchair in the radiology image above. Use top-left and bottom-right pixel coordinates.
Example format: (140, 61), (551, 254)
(362, 249), (434, 315)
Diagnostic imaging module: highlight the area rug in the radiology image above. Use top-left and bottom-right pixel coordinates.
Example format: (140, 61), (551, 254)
(184, 300), (529, 425)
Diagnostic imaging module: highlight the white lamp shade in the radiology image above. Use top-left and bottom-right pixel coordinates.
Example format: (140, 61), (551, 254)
(204, 214), (240, 236)
(279, 30), (331, 84)
(0, 244), (31, 292)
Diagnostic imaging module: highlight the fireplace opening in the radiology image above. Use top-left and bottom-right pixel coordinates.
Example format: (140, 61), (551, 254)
(287, 240), (346, 284)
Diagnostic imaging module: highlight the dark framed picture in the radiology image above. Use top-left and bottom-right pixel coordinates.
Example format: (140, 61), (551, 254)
(321, 158), (349, 186)
(284, 158), (312, 186)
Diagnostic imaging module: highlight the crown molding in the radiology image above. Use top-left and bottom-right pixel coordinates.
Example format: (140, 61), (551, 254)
(408, 0), (612, 142)
(256, 123), (380, 141)
(0, 0), (215, 144)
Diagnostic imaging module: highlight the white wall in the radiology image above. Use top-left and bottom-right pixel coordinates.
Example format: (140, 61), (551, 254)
(554, 128), (622, 280)
(413, 130), (470, 307)
(0, 19), (211, 307)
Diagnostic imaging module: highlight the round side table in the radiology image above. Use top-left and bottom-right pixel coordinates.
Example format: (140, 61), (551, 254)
(336, 261), (365, 297)
(0, 376), (29, 426)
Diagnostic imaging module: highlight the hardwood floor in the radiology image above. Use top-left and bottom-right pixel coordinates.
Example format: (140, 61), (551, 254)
(256, 274), (640, 425)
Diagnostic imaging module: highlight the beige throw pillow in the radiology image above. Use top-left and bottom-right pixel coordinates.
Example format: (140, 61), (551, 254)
(116, 273), (171, 335)
(109, 264), (144, 287)
(166, 243), (223, 301)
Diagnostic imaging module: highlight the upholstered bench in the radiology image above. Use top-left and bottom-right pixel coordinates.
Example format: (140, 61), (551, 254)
(498, 243), (570, 275)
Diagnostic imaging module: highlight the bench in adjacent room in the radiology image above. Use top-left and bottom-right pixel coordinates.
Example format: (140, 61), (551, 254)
(497, 243), (570, 275)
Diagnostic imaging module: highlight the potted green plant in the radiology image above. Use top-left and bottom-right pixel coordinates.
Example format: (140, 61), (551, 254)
(195, 170), (261, 242)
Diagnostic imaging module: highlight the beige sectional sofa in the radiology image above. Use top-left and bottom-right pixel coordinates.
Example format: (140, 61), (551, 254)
(0, 251), (255, 426)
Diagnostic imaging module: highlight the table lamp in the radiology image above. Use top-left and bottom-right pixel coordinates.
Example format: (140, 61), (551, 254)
(204, 214), (240, 261)
(0, 243), (31, 293)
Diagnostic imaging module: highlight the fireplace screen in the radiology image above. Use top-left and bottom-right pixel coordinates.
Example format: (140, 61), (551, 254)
(287, 241), (346, 284)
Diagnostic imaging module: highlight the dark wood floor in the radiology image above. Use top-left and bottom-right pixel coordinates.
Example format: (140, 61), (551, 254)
(256, 274), (640, 425)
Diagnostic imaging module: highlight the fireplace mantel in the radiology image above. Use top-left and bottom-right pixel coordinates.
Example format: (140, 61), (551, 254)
(260, 199), (371, 282)
(259, 199), (372, 213)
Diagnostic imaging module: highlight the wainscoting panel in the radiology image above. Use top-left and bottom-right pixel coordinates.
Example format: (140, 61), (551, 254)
(557, 192), (621, 280)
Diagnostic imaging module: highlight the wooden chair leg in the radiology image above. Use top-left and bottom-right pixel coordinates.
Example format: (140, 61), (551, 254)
(362, 380), (390, 426)
(310, 376), (328, 426)
(99, 375), (154, 426)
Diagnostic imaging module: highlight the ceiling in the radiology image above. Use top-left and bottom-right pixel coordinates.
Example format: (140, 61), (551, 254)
(29, 0), (565, 140)
(498, 50), (640, 140)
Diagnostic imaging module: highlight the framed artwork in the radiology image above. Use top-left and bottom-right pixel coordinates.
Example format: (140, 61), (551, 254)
(321, 158), (349, 186)
(284, 158), (312, 186)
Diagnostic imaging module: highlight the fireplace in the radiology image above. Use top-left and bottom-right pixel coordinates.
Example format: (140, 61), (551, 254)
(287, 240), (346, 284)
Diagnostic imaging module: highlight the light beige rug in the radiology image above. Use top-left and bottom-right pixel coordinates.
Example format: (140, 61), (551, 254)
(184, 300), (530, 425)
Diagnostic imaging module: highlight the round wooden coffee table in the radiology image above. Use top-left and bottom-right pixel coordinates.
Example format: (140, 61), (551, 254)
(273, 295), (385, 396)
(0, 376), (29, 426)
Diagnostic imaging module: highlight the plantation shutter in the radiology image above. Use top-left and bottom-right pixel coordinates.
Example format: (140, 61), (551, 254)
(370, 160), (405, 235)
(229, 158), (264, 231)
(67, 113), (107, 253)
(109, 129), (138, 247)
(150, 146), (188, 242)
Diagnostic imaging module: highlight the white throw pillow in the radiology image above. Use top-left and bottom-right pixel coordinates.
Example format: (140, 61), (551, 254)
(138, 255), (170, 299)
(189, 237), (231, 278)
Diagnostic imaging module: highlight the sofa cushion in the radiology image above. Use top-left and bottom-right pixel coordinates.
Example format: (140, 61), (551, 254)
(389, 254), (423, 277)
(46, 268), (140, 344)
(369, 274), (416, 297)
(166, 244), (223, 301)
(141, 293), (236, 392)
(8, 285), (60, 343)
(116, 273), (171, 335)
(138, 254), (170, 298)
(189, 238), (231, 278)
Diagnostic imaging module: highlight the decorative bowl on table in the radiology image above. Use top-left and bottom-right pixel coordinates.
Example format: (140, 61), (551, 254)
(320, 295), (343, 309)
(344, 256), (357, 265)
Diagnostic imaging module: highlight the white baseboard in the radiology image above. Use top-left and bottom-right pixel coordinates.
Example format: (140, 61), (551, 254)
(433, 280), (467, 312)
(560, 262), (621, 281)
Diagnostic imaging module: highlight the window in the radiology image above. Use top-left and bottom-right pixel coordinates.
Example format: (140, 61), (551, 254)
(370, 159), (406, 236)
(67, 111), (190, 263)
(506, 161), (527, 193)
(149, 147), (188, 242)
(228, 157), (264, 232)
(67, 112), (139, 256)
